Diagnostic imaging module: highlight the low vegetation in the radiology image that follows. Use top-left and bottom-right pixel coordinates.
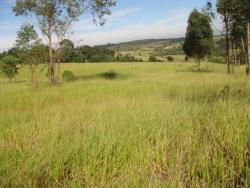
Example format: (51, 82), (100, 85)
(0, 55), (19, 81)
(1, 63), (250, 187)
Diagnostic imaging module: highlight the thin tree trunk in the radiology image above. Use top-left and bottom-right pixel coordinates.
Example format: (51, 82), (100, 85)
(56, 40), (61, 82)
(231, 41), (235, 73)
(196, 58), (200, 71)
(30, 64), (38, 88)
(234, 43), (237, 66)
(236, 43), (239, 66)
(241, 37), (248, 65)
(247, 21), (250, 75)
(225, 17), (231, 74)
(48, 34), (55, 82)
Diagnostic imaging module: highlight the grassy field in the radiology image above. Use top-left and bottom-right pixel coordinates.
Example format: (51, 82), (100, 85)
(1, 62), (250, 187)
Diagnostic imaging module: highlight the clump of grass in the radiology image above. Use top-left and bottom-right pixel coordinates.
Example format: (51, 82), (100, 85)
(98, 70), (117, 80)
(62, 70), (75, 81)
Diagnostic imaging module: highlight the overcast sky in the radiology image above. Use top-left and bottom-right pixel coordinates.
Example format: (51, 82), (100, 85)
(0, 0), (221, 51)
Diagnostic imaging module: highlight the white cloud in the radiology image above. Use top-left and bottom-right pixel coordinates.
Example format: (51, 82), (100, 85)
(71, 7), (142, 33)
(71, 22), (185, 46)
(71, 9), (190, 46)
(109, 7), (142, 20)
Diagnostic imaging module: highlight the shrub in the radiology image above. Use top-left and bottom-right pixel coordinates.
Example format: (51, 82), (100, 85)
(116, 54), (141, 62)
(62, 70), (75, 81)
(149, 56), (162, 62)
(99, 70), (117, 80)
(0, 55), (19, 81)
(209, 57), (225, 64)
(167, 56), (174, 62)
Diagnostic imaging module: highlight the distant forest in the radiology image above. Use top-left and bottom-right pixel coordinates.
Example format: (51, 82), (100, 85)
(0, 36), (225, 64)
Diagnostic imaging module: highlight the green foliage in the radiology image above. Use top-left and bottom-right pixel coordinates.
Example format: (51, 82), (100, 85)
(185, 56), (189, 61)
(16, 23), (48, 65)
(0, 55), (19, 81)
(16, 23), (39, 49)
(183, 9), (213, 62)
(116, 53), (142, 62)
(13, 0), (116, 35)
(62, 70), (75, 81)
(209, 56), (225, 64)
(0, 48), (22, 61)
(149, 56), (162, 62)
(98, 70), (117, 79)
(60, 39), (74, 49)
(62, 45), (117, 63)
(167, 56), (174, 62)
(59, 39), (75, 62)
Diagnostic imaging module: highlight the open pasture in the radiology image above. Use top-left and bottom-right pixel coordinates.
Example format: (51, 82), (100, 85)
(1, 62), (250, 187)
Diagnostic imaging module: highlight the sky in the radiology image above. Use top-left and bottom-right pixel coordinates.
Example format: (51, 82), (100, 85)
(0, 0), (221, 51)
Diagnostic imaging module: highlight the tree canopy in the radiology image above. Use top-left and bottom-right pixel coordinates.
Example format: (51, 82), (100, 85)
(183, 9), (213, 70)
(13, 0), (116, 83)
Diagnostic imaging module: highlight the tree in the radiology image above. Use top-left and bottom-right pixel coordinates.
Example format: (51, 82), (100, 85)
(13, 0), (116, 83)
(59, 39), (74, 63)
(183, 9), (213, 71)
(247, 0), (250, 75)
(16, 23), (47, 87)
(216, 0), (250, 74)
(0, 56), (19, 81)
(216, 0), (233, 73)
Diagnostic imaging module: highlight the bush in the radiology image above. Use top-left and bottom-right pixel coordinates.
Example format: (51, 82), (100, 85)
(62, 70), (75, 81)
(0, 55), (19, 81)
(116, 54), (141, 62)
(98, 70), (117, 79)
(185, 56), (189, 61)
(149, 56), (162, 62)
(209, 57), (224, 64)
(167, 56), (174, 62)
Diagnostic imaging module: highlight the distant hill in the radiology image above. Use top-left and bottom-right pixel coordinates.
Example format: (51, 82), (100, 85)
(95, 37), (185, 52)
(94, 36), (224, 62)
(94, 37), (185, 61)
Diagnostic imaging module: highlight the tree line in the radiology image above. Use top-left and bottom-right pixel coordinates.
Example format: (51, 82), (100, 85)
(183, 0), (250, 74)
(217, 0), (250, 74)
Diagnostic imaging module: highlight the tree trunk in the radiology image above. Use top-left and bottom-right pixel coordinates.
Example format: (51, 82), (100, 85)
(30, 64), (38, 88)
(241, 37), (248, 65)
(247, 21), (250, 75)
(235, 43), (239, 66)
(225, 17), (231, 74)
(196, 58), (200, 71)
(231, 41), (235, 73)
(48, 33), (55, 83)
(56, 41), (61, 82)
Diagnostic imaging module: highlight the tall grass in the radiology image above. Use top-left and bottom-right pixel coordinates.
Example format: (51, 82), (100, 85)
(0, 63), (250, 187)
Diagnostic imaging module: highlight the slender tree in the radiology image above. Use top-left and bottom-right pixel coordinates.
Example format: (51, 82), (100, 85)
(216, 0), (234, 73)
(247, 0), (250, 75)
(16, 23), (48, 87)
(13, 0), (116, 83)
(183, 9), (213, 71)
